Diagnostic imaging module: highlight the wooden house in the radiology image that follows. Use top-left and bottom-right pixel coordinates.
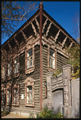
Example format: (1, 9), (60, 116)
(1, 3), (78, 117)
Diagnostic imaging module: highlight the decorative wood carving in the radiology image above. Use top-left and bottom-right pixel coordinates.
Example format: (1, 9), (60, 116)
(31, 22), (37, 36)
(54, 30), (60, 42)
(69, 42), (73, 49)
(43, 13), (77, 45)
(21, 30), (27, 42)
(46, 23), (52, 37)
(62, 37), (67, 48)
(14, 38), (19, 47)
(42, 18), (48, 33)
(35, 19), (40, 32)
(20, 14), (39, 32)
(7, 42), (12, 52)
(24, 77), (35, 107)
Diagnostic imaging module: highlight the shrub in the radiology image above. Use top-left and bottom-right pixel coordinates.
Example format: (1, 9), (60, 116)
(29, 112), (35, 118)
(1, 110), (9, 116)
(53, 111), (63, 118)
(37, 106), (63, 118)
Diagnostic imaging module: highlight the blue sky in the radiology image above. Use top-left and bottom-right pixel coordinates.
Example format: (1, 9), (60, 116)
(1, 1), (80, 45)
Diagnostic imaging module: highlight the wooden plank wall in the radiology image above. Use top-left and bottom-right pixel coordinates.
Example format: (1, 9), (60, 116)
(57, 52), (68, 70)
(42, 45), (48, 100)
(12, 45), (41, 111)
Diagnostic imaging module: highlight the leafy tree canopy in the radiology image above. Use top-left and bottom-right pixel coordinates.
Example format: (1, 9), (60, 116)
(1, 1), (38, 37)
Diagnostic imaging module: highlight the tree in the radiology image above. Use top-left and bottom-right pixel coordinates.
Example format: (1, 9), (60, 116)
(65, 43), (80, 79)
(1, 1), (38, 37)
(72, 11), (80, 43)
(65, 11), (80, 79)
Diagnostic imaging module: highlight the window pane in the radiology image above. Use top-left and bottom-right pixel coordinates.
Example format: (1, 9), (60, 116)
(14, 88), (18, 104)
(50, 49), (54, 57)
(30, 93), (32, 103)
(16, 63), (18, 72)
(8, 63), (11, 76)
(27, 58), (29, 68)
(14, 88), (18, 93)
(7, 95), (9, 103)
(30, 57), (32, 67)
(27, 94), (29, 103)
(27, 86), (32, 92)
(49, 57), (52, 67)
(14, 94), (18, 104)
(53, 58), (55, 69)
(2, 91), (4, 102)
(14, 59), (17, 64)
(7, 90), (10, 94)
(2, 66), (5, 78)
(53, 52), (55, 57)
(7, 90), (10, 103)
(27, 49), (32, 57)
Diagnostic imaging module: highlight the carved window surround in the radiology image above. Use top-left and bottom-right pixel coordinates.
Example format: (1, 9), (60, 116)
(25, 46), (35, 74)
(1, 84), (6, 105)
(7, 61), (12, 80)
(6, 83), (11, 106)
(13, 55), (19, 78)
(12, 83), (19, 106)
(24, 77), (35, 107)
(1, 64), (6, 82)
(47, 46), (56, 71)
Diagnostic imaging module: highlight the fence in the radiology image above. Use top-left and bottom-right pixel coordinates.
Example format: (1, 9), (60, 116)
(42, 64), (80, 118)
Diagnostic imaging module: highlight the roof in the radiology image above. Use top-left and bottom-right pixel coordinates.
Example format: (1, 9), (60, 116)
(1, 3), (78, 49)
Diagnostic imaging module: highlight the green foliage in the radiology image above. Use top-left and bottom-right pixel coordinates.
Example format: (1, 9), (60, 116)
(37, 106), (63, 118)
(53, 69), (62, 77)
(1, 110), (10, 116)
(65, 43), (80, 79)
(53, 111), (63, 118)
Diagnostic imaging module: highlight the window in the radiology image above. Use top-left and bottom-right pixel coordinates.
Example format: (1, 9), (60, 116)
(27, 86), (32, 104)
(6, 83), (11, 105)
(27, 49), (33, 69)
(25, 77), (34, 106)
(2, 66), (5, 78)
(25, 47), (35, 74)
(14, 57), (19, 74)
(1, 90), (4, 104)
(8, 63), (11, 76)
(1, 84), (5, 105)
(13, 88), (18, 104)
(49, 49), (55, 69)
(12, 83), (19, 106)
(7, 89), (10, 104)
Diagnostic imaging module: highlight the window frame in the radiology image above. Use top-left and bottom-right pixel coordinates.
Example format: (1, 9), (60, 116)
(25, 47), (34, 74)
(49, 48), (55, 69)
(12, 83), (19, 106)
(8, 62), (12, 76)
(48, 47), (56, 71)
(13, 55), (19, 78)
(25, 77), (34, 107)
(1, 65), (6, 81)
(7, 61), (12, 80)
(27, 49), (33, 69)
(27, 86), (33, 104)
(1, 84), (6, 105)
(6, 83), (11, 106)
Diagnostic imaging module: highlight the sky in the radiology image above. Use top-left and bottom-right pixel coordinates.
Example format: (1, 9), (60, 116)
(1, 1), (80, 45)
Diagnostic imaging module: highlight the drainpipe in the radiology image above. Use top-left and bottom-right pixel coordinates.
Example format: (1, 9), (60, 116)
(39, 2), (43, 110)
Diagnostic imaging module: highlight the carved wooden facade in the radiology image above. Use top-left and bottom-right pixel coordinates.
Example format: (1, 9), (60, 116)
(1, 3), (78, 114)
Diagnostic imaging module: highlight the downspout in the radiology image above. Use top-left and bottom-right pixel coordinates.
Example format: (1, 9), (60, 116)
(39, 2), (43, 110)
